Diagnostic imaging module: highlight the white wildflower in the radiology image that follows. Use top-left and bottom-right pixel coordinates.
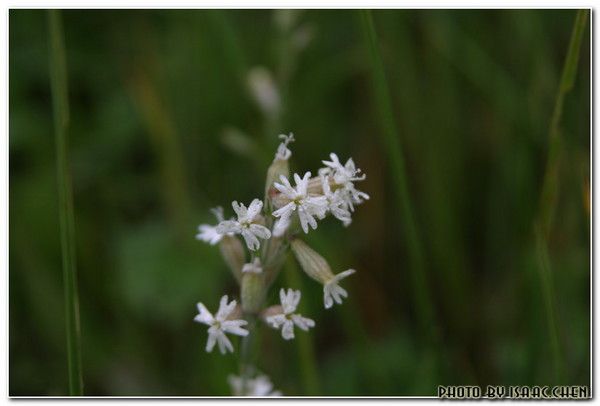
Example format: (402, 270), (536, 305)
(274, 133), (295, 161)
(272, 172), (328, 234)
(321, 153), (369, 211)
(266, 289), (315, 340)
(229, 373), (282, 396)
(323, 269), (356, 309)
(194, 295), (249, 354)
(196, 207), (230, 245)
(242, 257), (263, 274)
(321, 175), (352, 226)
(217, 199), (271, 251)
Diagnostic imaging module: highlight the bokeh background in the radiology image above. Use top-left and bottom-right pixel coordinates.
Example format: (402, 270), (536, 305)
(9, 9), (590, 396)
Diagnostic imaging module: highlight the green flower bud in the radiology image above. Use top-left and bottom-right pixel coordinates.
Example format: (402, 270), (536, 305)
(265, 158), (289, 202)
(241, 272), (265, 314)
(290, 239), (335, 284)
(218, 236), (245, 283)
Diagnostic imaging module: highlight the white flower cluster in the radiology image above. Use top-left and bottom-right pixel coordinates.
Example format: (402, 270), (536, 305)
(193, 134), (368, 396)
(229, 372), (281, 396)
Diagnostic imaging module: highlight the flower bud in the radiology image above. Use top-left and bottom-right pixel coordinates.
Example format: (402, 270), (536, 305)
(247, 67), (280, 117)
(290, 239), (335, 284)
(265, 158), (290, 202)
(241, 272), (265, 314)
(218, 236), (245, 283)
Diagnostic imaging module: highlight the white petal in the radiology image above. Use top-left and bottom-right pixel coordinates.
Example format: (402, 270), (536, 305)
(249, 223), (271, 240)
(290, 290), (301, 311)
(291, 314), (315, 331)
(272, 215), (291, 237)
(272, 202), (296, 219)
(241, 230), (260, 251)
(333, 268), (356, 283)
(322, 152), (341, 170)
(216, 295), (236, 321)
(274, 175), (295, 198)
(247, 199), (263, 220)
(266, 314), (287, 329)
(231, 201), (247, 219)
(242, 258), (263, 274)
(228, 375), (243, 395)
(279, 288), (290, 310)
(281, 320), (295, 340)
(205, 330), (217, 352)
(216, 220), (241, 234)
(295, 172), (311, 196)
(194, 302), (214, 325)
(323, 290), (334, 309)
(217, 332), (234, 354)
(222, 319), (249, 336)
(298, 208), (316, 234)
(253, 376), (275, 396)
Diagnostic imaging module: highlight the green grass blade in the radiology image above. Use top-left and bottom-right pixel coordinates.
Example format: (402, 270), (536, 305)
(538, 10), (589, 235)
(359, 10), (437, 344)
(48, 9), (83, 396)
(534, 9), (588, 384)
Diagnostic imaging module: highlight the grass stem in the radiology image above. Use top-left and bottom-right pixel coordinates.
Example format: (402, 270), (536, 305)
(534, 9), (588, 384)
(359, 10), (437, 344)
(48, 9), (83, 396)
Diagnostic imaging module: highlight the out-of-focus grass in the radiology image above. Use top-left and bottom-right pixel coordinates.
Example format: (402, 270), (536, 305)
(9, 9), (590, 396)
(47, 9), (83, 395)
(534, 9), (588, 384)
(359, 9), (438, 348)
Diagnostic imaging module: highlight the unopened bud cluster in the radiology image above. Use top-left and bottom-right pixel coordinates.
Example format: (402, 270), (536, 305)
(193, 133), (368, 395)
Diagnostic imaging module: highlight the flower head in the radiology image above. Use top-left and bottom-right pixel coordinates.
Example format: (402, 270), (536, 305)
(272, 172), (328, 234)
(266, 289), (315, 340)
(228, 373), (282, 396)
(196, 207), (229, 245)
(323, 269), (356, 309)
(242, 257), (263, 274)
(217, 199), (271, 251)
(274, 133), (295, 161)
(194, 295), (249, 354)
(321, 153), (369, 211)
(321, 175), (352, 226)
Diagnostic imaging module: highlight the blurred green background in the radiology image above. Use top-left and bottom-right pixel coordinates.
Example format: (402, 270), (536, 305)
(9, 9), (590, 396)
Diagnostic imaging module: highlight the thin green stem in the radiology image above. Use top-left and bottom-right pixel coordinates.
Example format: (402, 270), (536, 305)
(359, 10), (437, 344)
(284, 260), (320, 395)
(534, 9), (588, 384)
(238, 316), (256, 394)
(538, 9), (589, 235)
(48, 9), (83, 396)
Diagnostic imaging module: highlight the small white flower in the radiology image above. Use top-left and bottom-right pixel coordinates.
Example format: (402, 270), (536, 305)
(242, 257), (263, 274)
(274, 133), (295, 161)
(196, 207), (230, 245)
(272, 172), (328, 234)
(266, 289), (315, 340)
(194, 295), (249, 354)
(321, 175), (352, 226)
(217, 199), (271, 251)
(228, 373), (282, 396)
(323, 269), (356, 309)
(321, 153), (369, 211)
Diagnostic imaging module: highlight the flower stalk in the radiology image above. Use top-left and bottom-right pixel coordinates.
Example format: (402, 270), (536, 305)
(194, 134), (369, 395)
